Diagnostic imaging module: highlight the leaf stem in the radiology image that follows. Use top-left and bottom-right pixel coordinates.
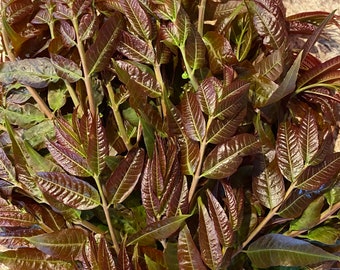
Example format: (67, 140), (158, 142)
(94, 175), (120, 255)
(72, 17), (96, 117)
(106, 83), (133, 151)
(188, 117), (212, 203)
(197, 0), (207, 36)
(180, 46), (199, 90)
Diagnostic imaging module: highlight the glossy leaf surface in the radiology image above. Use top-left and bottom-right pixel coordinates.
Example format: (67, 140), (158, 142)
(246, 234), (340, 267)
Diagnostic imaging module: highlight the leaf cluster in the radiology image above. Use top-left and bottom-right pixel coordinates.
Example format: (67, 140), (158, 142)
(0, 0), (339, 269)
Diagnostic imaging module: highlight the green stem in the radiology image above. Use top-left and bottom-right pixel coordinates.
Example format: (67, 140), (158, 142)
(180, 46), (199, 90)
(64, 80), (83, 115)
(106, 83), (133, 151)
(154, 61), (167, 118)
(188, 117), (213, 203)
(94, 175), (120, 255)
(295, 83), (340, 94)
(72, 17), (96, 117)
(197, 0), (207, 36)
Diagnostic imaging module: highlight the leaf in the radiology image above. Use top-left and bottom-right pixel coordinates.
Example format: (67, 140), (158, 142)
(0, 147), (16, 183)
(120, 0), (155, 40)
(0, 227), (43, 250)
(289, 196), (324, 231)
(106, 148), (145, 205)
(300, 11), (336, 63)
(27, 228), (87, 260)
(246, 234), (340, 268)
(185, 30), (206, 71)
(276, 121), (304, 182)
(180, 91), (206, 142)
(51, 54), (82, 83)
(278, 189), (320, 218)
(296, 153), (340, 191)
(265, 51), (303, 106)
(128, 215), (190, 245)
(248, 0), (287, 49)
(196, 77), (219, 116)
(47, 141), (91, 177)
(203, 31), (236, 74)
(207, 108), (247, 144)
(36, 172), (101, 210)
(198, 197), (223, 269)
(0, 248), (73, 270)
(86, 113), (109, 176)
(117, 31), (155, 64)
(79, 12), (99, 41)
(98, 236), (116, 269)
(0, 58), (59, 88)
(72, 0), (92, 18)
(254, 48), (283, 81)
(1, 16), (29, 54)
(0, 209), (36, 227)
(306, 226), (340, 245)
(206, 190), (233, 248)
(202, 134), (260, 179)
(178, 225), (207, 270)
(253, 157), (285, 209)
(86, 12), (124, 74)
(297, 110), (319, 166)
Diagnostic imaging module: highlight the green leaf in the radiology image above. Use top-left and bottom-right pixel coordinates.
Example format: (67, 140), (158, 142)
(253, 157), (285, 209)
(27, 228), (87, 260)
(86, 12), (124, 74)
(305, 226), (340, 245)
(0, 58), (59, 88)
(180, 91), (206, 142)
(0, 248), (74, 270)
(202, 134), (260, 179)
(297, 153), (340, 191)
(246, 234), (340, 268)
(289, 196), (324, 231)
(128, 215), (190, 245)
(120, 0), (155, 40)
(106, 148), (145, 205)
(47, 85), (67, 112)
(198, 197), (222, 269)
(276, 121), (304, 182)
(178, 225), (207, 270)
(36, 172), (101, 210)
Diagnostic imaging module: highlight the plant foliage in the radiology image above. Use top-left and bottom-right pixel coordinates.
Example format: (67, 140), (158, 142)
(0, 0), (339, 269)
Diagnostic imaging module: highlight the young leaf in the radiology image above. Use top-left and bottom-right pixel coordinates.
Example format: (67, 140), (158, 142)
(106, 148), (145, 205)
(86, 12), (124, 74)
(0, 58), (59, 88)
(222, 183), (240, 230)
(252, 157), (285, 209)
(254, 48), (283, 81)
(196, 77), (219, 116)
(202, 134), (260, 179)
(51, 54), (82, 83)
(198, 197), (223, 269)
(36, 172), (101, 210)
(246, 234), (340, 268)
(79, 12), (99, 41)
(180, 91), (206, 142)
(296, 153), (340, 191)
(276, 121), (304, 182)
(86, 113), (109, 176)
(27, 228), (88, 260)
(185, 30), (206, 71)
(178, 225), (207, 270)
(206, 190), (233, 248)
(98, 236), (116, 269)
(128, 215), (190, 245)
(0, 209), (36, 227)
(0, 248), (74, 270)
(117, 31), (155, 64)
(0, 147), (16, 184)
(47, 141), (91, 177)
(120, 0), (155, 40)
